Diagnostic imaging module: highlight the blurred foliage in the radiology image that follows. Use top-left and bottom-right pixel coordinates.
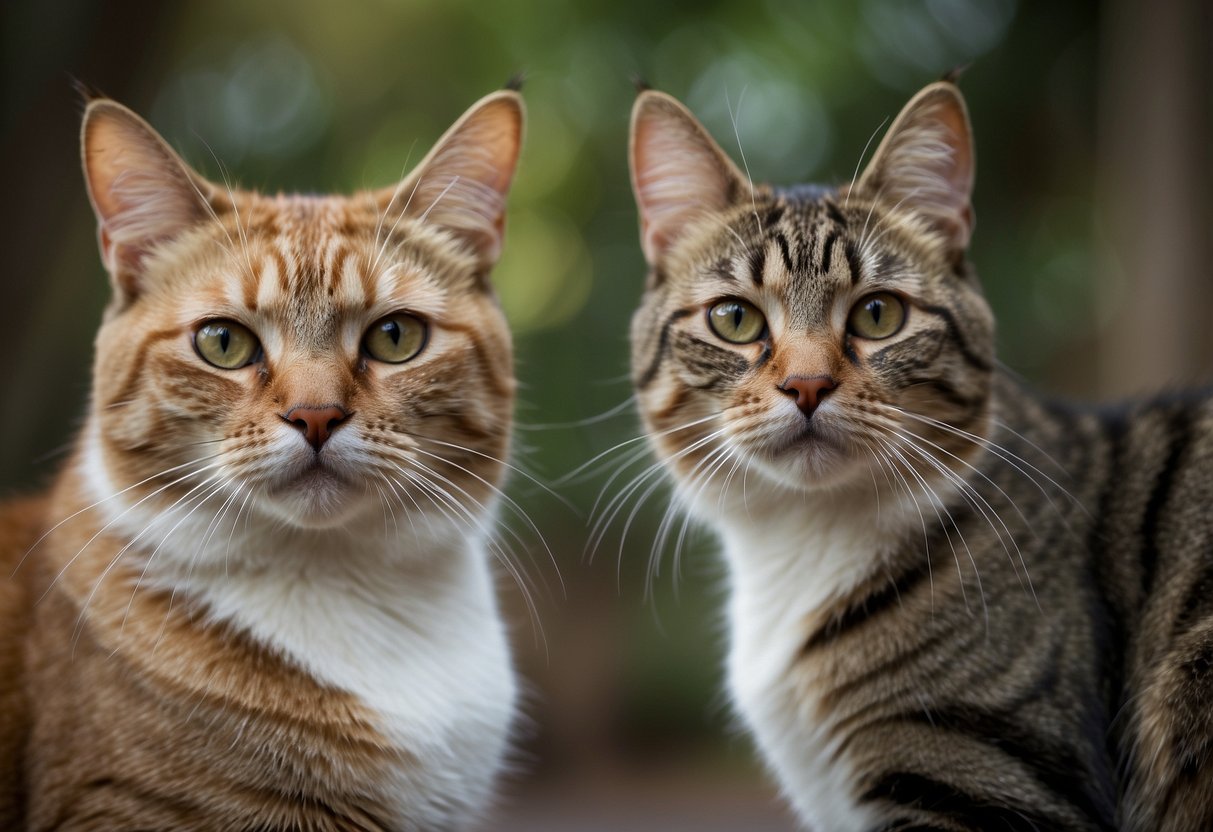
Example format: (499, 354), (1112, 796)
(3, 0), (1104, 785)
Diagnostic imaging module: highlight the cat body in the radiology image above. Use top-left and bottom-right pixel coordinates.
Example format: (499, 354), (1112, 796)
(1, 89), (525, 830)
(628, 82), (1213, 830)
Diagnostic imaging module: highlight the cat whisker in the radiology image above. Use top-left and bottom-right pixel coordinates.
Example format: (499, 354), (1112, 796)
(36, 460), (226, 602)
(587, 426), (729, 577)
(399, 466), (547, 653)
(148, 477), (239, 655)
(368, 142), (419, 276)
(204, 151), (257, 285)
(412, 433), (578, 515)
(876, 412), (1040, 600)
(725, 85), (763, 239)
(556, 411), (720, 488)
(895, 408), (1085, 517)
(406, 445), (563, 596)
(876, 433), (987, 625)
(648, 443), (734, 602)
(882, 425), (1037, 606)
(859, 435), (936, 612)
(114, 472), (233, 637)
(16, 453), (225, 576)
(417, 176), (461, 225)
(514, 395), (637, 432)
(844, 116), (890, 210)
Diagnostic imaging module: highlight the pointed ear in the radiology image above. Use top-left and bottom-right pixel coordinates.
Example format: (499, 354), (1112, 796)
(379, 90), (524, 268)
(629, 90), (748, 265)
(81, 99), (215, 293)
(855, 82), (975, 252)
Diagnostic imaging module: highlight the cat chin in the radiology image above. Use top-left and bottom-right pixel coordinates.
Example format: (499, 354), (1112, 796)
(259, 470), (377, 529)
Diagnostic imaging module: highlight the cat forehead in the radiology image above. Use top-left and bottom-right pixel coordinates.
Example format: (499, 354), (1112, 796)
(666, 192), (871, 297)
(156, 191), (479, 311)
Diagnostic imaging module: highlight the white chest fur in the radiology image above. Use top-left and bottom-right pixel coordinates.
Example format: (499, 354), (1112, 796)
(81, 437), (515, 830)
(187, 547), (517, 830)
(712, 490), (918, 832)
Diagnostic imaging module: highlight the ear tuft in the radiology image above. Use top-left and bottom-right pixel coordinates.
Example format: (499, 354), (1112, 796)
(855, 82), (975, 252)
(380, 90), (524, 267)
(81, 100), (213, 289)
(629, 90), (747, 264)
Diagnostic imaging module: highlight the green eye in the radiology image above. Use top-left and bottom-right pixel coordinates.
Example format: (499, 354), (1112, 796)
(707, 299), (766, 344)
(194, 320), (260, 369)
(363, 313), (427, 363)
(847, 292), (906, 340)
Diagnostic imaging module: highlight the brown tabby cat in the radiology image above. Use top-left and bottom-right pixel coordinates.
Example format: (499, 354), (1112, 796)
(627, 79), (1213, 831)
(1, 87), (525, 830)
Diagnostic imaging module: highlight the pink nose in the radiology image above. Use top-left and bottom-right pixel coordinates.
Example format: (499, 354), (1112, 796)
(282, 405), (350, 450)
(778, 375), (837, 418)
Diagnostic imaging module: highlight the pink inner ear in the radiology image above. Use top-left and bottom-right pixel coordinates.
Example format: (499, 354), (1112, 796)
(386, 92), (524, 267)
(83, 103), (210, 283)
(630, 95), (742, 264)
(857, 86), (975, 252)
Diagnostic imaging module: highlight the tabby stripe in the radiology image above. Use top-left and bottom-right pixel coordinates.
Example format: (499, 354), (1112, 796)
(825, 200), (847, 227)
(901, 376), (984, 418)
(803, 555), (933, 653)
(709, 261), (736, 283)
(774, 232), (796, 275)
(1139, 408), (1191, 597)
(755, 343), (772, 369)
(272, 246), (291, 292)
(242, 260), (260, 310)
(109, 327), (183, 411)
(1088, 410), (1131, 709)
(637, 307), (694, 390)
(820, 229), (839, 274)
(679, 335), (750, 377)
(328, 241), (350, 294)
(747, 245), (767, 287)
(903, 706), (1117, 828)
(916, 304), (992, 372)
(843, 340), (860, 366)
(67, 775), (202, 823)
(359, 252), (379, 308)
(802, 227), (818, 273)
(1175, 545), (1213, 638)
(845, 240), (862, 285)
(765, 204), (785, 227)
(861, 772), (1062, 832)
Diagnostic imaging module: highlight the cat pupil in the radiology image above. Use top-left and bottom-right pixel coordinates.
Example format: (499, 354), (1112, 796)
(731, 306), (744, 329)
(385, 321), (401, 344)
(219, 328), (230, 353)
(869, 300), (882, 324)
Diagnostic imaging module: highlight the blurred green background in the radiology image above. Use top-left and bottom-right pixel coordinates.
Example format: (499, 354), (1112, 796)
(3, 1), (1210, 828)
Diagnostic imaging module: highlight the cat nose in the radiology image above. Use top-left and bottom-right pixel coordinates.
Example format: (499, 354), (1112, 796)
(281, 404), (350, 451)
(778, 375), (837, 418)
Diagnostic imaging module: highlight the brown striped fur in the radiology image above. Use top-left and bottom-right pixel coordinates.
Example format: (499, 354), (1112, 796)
(627, 82), (1213, 831)
(2, 89), (525, 830)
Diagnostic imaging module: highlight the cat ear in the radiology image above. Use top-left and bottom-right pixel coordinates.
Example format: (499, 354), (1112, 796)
(381, 90), (524, 268)
(855, 82), (975, 252)
(81, 99), (214, 292)
(630, 90), (749, 264)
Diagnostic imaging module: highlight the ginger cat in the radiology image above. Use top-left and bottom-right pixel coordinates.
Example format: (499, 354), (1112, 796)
(1, 87), (525, 830)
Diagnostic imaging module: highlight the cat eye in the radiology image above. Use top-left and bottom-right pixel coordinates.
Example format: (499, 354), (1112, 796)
(847, 292), (906, 340)
(194, 320), (260, 369)
(707, 299), (766, 344)
(363, 313), (428, 364)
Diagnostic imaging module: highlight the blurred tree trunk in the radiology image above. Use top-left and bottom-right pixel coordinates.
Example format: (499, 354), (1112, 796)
(0, 2), (175, 491)
(1095, 0), (1213, 397)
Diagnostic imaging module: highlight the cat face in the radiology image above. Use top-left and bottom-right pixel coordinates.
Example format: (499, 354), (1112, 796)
(629, 84), (995, 495)
(81, 93), (523, 538)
